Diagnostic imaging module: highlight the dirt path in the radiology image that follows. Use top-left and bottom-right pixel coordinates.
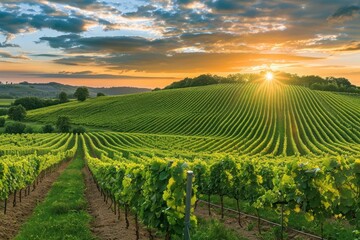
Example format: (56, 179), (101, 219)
(83, 167), (152, 240)
(0, 160), (71, 240)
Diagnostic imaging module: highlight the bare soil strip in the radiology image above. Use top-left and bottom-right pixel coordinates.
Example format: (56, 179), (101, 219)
(83, 167), (152, 240)
(0, 160), (71, 240)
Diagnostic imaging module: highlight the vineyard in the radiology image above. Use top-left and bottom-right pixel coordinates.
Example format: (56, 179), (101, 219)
(28, 83), (360, 156)
(1, 82), (360, 239)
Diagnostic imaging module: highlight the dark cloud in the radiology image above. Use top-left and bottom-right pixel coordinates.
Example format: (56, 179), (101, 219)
(207, 0), (253, 11)
(0, 10), (91, 34)
(39, 34), (179, 53)
(328, 5), (360, 22)
(0, 42), (19, 48)
(31, 53), (62, 57)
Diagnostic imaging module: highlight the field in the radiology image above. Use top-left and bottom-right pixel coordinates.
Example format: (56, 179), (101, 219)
(29, 83), (360, 156)
(0, 99), (14, 107)
(1, 82), (360, 239)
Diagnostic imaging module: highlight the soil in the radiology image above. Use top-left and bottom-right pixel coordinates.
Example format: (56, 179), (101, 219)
(0, 160), (71, 240)
(83, 167), (154, 240)
(195, 201), (317, 240)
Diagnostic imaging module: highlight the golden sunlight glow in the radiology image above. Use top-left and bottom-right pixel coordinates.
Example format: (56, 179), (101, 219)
(265, 72), (274, 81)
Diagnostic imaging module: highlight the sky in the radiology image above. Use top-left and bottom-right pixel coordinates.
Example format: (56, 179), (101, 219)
(0, 0), (359, 88)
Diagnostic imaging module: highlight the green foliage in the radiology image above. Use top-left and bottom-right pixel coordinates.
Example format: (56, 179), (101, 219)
(56, 116), (71, 133)
(97, 92), (105, 97)
(74, 87), (89, 101)
(15, 141), (93, 240)
(14, 97), (60, 110)
(192, 219), (246, 240)
(164, 72), (359, 93)
(25, 125), (34, 133)
(0, 108), (8, 116)
(27, 84), (360, 158)
(42, 124), (55, 133)
(59, 91), (69, 103)
(8, 104), (26, 121)
(73, 126), (86, 134)
(5, 122), (26, 134)
(0, 117), (5, 127)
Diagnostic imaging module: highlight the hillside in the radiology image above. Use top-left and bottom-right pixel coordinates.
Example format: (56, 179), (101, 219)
(0, 82), (150, 98)
(28, 83), (360, 156)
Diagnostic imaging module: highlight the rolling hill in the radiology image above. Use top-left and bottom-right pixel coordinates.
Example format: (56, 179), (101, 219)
(0, 82), (150, 98)
(27, 82), (360, 156)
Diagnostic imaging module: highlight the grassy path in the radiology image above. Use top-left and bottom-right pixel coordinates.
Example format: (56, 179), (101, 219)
(15, 144), (95, 240)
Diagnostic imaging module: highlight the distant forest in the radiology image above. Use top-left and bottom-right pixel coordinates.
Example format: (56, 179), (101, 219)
(164, 72), (360, 94)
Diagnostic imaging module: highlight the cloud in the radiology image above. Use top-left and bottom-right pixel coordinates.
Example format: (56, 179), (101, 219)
(328, 5), (360, 22)
(53, 52), (320, 73)
(39, 34), (179, 53)
(0, 51), (29, 59)
(336, 41), (360, 51)
(0, 10), (92, 34)
(0, 42), (19, 48)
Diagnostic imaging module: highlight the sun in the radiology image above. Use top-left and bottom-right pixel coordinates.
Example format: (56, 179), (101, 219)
(265, 72), (273, 81)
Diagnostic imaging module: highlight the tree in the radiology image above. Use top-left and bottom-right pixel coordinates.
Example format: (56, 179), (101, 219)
(8, 105), (26, 121)
(14, 97), (44, 110)
(97, 92), (105, 97)
(43, 124), (55, 133)
(74, 87), (89, 101)
(0, 117), (5, 127)
(5, 122), (26, 134)
(59, 91), (69, 103)
(56, 116), (71, 133)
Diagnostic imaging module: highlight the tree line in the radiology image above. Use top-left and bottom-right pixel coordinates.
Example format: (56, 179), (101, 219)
(163, 72), (360, 93)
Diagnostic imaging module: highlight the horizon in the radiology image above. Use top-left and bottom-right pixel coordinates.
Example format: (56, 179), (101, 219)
(1, 1), (360, 88)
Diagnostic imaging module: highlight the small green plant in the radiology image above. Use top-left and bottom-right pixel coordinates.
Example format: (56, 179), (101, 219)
(5, 122), (26, 134)
(246, 222), (255, 231)
(192, 219), (246, 240)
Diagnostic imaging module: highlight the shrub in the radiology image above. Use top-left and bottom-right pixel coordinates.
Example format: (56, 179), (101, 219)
(43, 124), (55, 133)
(72, 126), (86, 134)
(0, 108), (8, 116)
(5, 122), (26, 134)
(56, 116), (71, 133)
(0, 117), (5, 127)
(97, 92), (105, 97)
(14, 97), (45, 110)
(25, 126), (34, 133)
(8, 105), (26, 121)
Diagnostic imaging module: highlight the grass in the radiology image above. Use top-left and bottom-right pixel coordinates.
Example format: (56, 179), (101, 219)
(203, 195), (356, 240)
(15, 143), (95, 240)
(0, 98), (14, 106)
(191, 218), (249, 240)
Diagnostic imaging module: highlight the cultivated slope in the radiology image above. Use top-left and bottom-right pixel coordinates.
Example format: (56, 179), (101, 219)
(28, 83), (360, 156)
